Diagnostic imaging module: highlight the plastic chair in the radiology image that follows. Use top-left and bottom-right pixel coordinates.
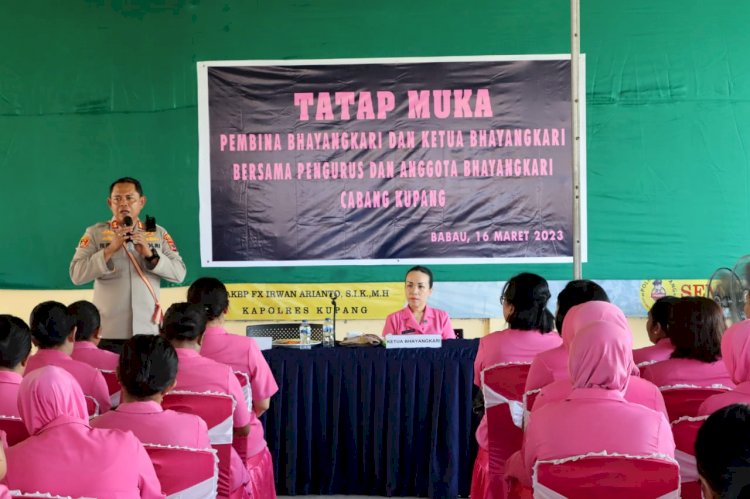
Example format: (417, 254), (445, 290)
(162, 391), (236, 499)
(99, 369), (121, 407)
(659, 384), (731, 421)
(144, 443), (219, 498)
(0, 415), (29, 446)
(671, 415), (708, 499)
(482, 362), (532, 497)
(245, 322), (323, 342)
(533, 452), (681, 499)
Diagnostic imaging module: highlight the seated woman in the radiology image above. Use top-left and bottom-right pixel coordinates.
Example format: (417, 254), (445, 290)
(699, 320), (750, 415)
(2, 366), (163, 497)
(471, 273), (561, 499)
(633, 296), (679, 367)
(91, 335), (210, 449)
(641, 297), (734, 388)
(531, 301), (667, 418)
(25, 301), (111, 414)
(68, 300), (119, 371)
(0, 315), (31, 417)
(696, 404), (750, 498)
(382, 265), (455, 339)
(524, 280), (609, 392)
(187, 276), (279, 499)
(505, 321), (675, 489)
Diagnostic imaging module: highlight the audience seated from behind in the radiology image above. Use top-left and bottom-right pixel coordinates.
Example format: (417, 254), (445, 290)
(633, 296), (679, 366)
(695, 403), (750, 499)
(699, 320), (750, 415)
(471, 273), (561, 499)
(640, 297), (734, 388)
(160, 302), (253, 496)
(505, 321), (675, 488)
(25, 301), (111, 413)
(525, 279), (610, 393)
(68, 300), (119, 371)
(91, 335), (210, 449)
(531, 301), (667, 419)
(0, 315), (32, 417)
(188, 277), (279, 499)
(2, 366), (163, 497)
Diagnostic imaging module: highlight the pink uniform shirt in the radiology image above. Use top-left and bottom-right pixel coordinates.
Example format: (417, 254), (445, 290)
(699, 320), (750, 415)
(473, 328), (562, 449)
(525, 302), (632, 392)
(72, 341), (119, 371)
(640, 358), (734, 388)
(25, 348), (111, 413)
(0, 371), (21, 417)
(632, 338), (674, 366)
(4, 366), (163, 498)
(382, 305), (455, 339)
(507, 322), (675, 487)
(91, 400), (210, 449)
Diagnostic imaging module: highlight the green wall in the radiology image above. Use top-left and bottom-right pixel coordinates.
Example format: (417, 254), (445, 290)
(1, 0), (748, 289)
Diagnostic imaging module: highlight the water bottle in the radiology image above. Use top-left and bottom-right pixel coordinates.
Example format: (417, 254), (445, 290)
(299, 320), (312, 349)
(322, 317), (334, 347)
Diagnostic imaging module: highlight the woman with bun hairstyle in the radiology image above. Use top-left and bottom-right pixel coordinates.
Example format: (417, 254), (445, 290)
(471, 273), (562, 499)
(632, 296), (679, 366)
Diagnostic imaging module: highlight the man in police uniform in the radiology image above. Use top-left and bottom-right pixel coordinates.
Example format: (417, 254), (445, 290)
(70, 177), (186, 341)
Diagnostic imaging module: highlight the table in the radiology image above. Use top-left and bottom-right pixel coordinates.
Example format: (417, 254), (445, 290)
(261, 339), (480, 497)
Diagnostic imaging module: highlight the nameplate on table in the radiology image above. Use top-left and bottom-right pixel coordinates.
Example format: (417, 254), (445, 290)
(386, 334), (442, 349)
(250, 336), (273, 351)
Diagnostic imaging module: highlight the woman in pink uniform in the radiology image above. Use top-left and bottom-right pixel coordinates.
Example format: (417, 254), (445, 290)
(91, 334), (210, 449)
(699, 320), (750, 415)
(641, 297), (734, 388)
(68, 300), (119, 371)
(3, 366), (163, 497)
(506, 321), (675, 489)
(633, 296), (678, 367)
(0, 315), (31, 418)
(471, 273), (561, 499)
(188, 276), (279, 499)
(525, 280), (609, 392)
(25, 301), (111, 414)
(382, 266), (455, 339)
(531, 301), (667, 418)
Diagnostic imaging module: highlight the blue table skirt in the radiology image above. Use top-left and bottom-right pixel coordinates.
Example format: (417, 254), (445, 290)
(261, 339), (480, 497)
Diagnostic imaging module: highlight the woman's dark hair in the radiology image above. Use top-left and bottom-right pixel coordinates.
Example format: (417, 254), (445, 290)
(29, 301), (75, 349)
(670, 297), (724, 363)
(118, 335), (178, 399)
(160, 302), (207, 342)
(187, 277), (229, 321)
(68, 300), (101, 341)
(406, 266), (433, 288)
(696, 404), (750, 498)
(649, 296), (679, 337)
(502, 273), (555, 333)
(0, 315), (32, 369)
(555, 280), (610, 333)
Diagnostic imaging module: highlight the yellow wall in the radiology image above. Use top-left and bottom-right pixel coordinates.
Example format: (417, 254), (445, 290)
(0, 288), (651, 347)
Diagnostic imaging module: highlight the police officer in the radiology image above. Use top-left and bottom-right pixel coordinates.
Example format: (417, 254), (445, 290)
(70, 177), (186, 344)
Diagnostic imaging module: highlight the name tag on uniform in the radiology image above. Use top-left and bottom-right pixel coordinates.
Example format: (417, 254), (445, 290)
(386, 334), (442, 349)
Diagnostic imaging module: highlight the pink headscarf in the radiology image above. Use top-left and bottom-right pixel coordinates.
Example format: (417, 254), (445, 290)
(18, 366), (88, 435)
(561, 301), (630, 348)
(721, 319), (750, 385)
(569, 320), (631, 393)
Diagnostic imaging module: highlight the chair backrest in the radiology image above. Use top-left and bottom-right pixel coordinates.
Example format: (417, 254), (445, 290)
(84, 396), (99, 418)
(233, 371), (253, 412)
(144, 443), (219, 498)
(246, 322), (323, 341)
(659, 385), (731, 421)
(533, 452), (680, 499)
(10, 494), (93, 499)
(0, 415), (29, 447)
(162, 391), (235, 498)
(482, 363), (532, 491)
(98, 370), (121, 407)
(522, 388), (542, 428)
(671, 415), (708, 499)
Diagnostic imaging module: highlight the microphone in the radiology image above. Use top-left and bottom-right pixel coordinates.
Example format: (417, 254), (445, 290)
(122, 216), (134, 244)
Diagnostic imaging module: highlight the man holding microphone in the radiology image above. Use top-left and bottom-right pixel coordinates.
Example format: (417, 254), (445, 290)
(70, 177), (186, 346)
